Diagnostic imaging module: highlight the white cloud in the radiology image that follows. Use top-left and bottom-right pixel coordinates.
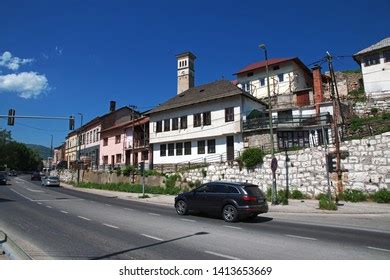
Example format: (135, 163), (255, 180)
(0, 51), (34, 71)
(0, 72), (49, 98)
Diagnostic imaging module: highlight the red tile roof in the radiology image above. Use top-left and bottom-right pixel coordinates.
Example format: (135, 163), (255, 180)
(234, 57), (307, 75)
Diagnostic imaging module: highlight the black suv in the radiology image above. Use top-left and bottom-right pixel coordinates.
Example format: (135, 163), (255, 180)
(31, 172), (41, 181)
(175, 182), (268, 222)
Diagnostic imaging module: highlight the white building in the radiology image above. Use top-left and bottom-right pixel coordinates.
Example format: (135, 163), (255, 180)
(234, 57), (313, 100)
(148, 52), (267, 165)
(353, 37), (390, 98)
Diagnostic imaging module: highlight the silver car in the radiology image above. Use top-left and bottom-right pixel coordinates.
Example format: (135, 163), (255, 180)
(41, 176), (60, 187)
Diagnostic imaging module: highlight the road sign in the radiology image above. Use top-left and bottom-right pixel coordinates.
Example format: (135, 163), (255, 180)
(271, 157), (278, 173)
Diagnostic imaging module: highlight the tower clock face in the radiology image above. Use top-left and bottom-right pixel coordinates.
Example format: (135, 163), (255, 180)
(178, 69), (189, 76)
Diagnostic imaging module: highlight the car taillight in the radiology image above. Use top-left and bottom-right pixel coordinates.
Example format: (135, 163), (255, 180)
(242, 195), (257, 201)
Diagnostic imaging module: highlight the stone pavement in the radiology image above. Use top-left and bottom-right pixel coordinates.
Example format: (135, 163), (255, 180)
(60, 182), (390, 215)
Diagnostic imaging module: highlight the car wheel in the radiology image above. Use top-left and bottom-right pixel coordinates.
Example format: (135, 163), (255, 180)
(222, 205), (238, 223)
(175, 200), (188, 215)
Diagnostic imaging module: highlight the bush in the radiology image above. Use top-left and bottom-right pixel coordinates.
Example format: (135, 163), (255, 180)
(165, 174), (181, 188)
(291, 189), (305, 199)
(143, 169), (162, 177)
(122, 165), (138, 176)
(316, 193), (333, 200)
(240, 147), (265, 169)
(319, 197), (337, 210)
(372, 188), (390, 203)
(115, 168), (122, 176)
(342, 189), (367, 202)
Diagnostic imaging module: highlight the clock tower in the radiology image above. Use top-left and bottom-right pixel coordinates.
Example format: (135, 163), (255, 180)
(176, 51), (196, 95)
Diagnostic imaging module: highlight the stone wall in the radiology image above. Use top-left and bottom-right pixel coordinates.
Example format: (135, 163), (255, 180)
(354, 97), (390, 116)
(180, 132), (390, 196)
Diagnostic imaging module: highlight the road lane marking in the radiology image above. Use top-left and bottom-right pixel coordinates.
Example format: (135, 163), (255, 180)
(147, 212), (161, 216)
(224, 225), (242, 230)
(46, 206), (52, 209)
(26, 188), (44, 193)
(78, 216), (91, 221)
(204, 251), (240, 260)
(9, 189), (33, 201)
(105, 204), (112, 207)
(367, 246), (390, 253)
(37, 202), (42, 205)
(103, 223), (119, 229)
(180, 218), (196, 222)
(141, 234), (164, 241)
(285, 234), (317, 241)
(60, 210), (69, 214)
(123, 208), (134, 211)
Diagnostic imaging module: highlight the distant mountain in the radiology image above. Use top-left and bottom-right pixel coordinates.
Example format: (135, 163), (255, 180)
(25, 144), (52, 159)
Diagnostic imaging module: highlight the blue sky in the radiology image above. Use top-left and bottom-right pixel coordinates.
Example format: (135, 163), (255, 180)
(1, 0), (389, 148)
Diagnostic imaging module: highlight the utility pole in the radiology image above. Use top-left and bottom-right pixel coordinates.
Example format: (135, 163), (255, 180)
(129, 105), (137, 166)
(321, 126), (331, 199)
(50, 134), (53, 170)
(326, 52), (343, 195)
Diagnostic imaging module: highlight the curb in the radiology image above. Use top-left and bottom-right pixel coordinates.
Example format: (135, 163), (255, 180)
(0, 230), (32, 260)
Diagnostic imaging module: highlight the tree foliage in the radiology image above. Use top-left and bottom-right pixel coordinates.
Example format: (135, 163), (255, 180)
(0, 128), (42, 171)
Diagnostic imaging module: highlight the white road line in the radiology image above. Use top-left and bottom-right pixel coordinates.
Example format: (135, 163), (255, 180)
(123, 208), (134, 211)
(141, 234), (164, 241)
(105, 204), (112, 207)
(46, 206), (52, 209)
(103, 223), (119, 229)
(37, 202), (42, 205)
(224, 225), (242, 230)
(367, 246), (390, 253)
(9, 189), (33, 201)
(147, 212), (161, 216)
(285, 234), (317, 241)
(180, 218), (196, 222)
(78, 216), (91, 221)
(60, 210), (69, 214)
(204, 250), (240, 260)
(26, 188), (44, 193)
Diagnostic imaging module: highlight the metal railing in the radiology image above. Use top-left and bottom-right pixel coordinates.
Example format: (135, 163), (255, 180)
(243, 112), (332, 131)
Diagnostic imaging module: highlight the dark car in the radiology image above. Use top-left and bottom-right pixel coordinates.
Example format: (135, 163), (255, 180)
(8, 170), (17, 176)
(175, 182), (268, 222)
(31, 172), (41, 181)
(0, 174), (6, 185)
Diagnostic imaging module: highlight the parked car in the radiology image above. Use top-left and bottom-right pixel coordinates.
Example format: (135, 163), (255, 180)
(8, 170), (17, 176)
(31, 172), (41, 181)
(175, 182), (268, 222)
(0, 174), (7, 185)
(41, 176), (60, 187)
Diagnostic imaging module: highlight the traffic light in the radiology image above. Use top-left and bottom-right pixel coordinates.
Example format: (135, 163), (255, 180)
(326, 154), (336, 172)
(7, 109), (15, 126)
(138, 161), (145, 174)
(69, 116), (75, 130)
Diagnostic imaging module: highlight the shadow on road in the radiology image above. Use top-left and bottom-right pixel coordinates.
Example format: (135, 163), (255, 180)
(91, 231), (209, 260)
(188, 212), (273, 224)
(0, 197), (14, 203)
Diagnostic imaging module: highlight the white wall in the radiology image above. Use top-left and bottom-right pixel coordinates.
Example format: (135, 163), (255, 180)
(360, 51), (390, 97)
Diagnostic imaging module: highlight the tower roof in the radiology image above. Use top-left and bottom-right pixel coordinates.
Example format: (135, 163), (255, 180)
(176, 51), (196, 60)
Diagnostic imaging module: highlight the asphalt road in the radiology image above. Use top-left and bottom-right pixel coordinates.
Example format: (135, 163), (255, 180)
(0, 175), (389, 260)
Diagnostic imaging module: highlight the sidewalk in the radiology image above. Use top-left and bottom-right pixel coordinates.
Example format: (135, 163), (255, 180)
(60, 182), (390, 215)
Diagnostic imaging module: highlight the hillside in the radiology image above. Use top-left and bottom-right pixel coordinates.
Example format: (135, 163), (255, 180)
(25, 144), (52, 159)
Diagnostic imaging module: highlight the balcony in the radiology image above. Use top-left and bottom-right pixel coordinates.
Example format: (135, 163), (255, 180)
(243, 113), (331, 131)
(126, 139), (149, 149)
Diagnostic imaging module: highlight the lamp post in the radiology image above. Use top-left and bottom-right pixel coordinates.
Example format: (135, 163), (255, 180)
(77, 113), (83, 184)
(259, 43), (278, 205)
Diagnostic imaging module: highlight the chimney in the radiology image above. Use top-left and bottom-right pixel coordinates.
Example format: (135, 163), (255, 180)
(176, 51), (196, 95)
(109, 101), (116, 112)
(312, 65), (323, 116)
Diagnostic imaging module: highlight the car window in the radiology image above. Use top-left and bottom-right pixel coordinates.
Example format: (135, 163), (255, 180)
(244, 185), (264, 197)
(226, 185), (239, 194)
(49, 176), (59, 179)
(196, 185), (212, 193)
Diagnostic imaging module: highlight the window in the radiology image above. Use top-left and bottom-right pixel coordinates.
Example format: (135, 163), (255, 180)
(115, 135), (121, 144)
(225, 107), (234, 122)
(89, 132), (92, 143)
(211, 184), (227, 193)
(384, 50), (390, 63)
(86, 132), (89, 144)
(273, 65), (280, 71)
(142, 151), (149, 160)
(194, 113), (202, 127)
(196, 185), (212, 193)
(116, 154), (122, 163)
(172, 118), (179, 130)
(203, 111), (211, 126)
(207, 139), (216, 154)
(168, 143), (174, 156)
(260, 78), (265, 86)
(93, 130), (96, 143)
(97, 129), (100, 141)
(197, 140), (205, 154)
(363, 53), (380, 66)
(176, 143), (183, 156)
(156, 121), (162, 132)
(184, 142), (191, 155)
(226, 185), (239, 193)
(180, 116), (187, 129)
(160, 144), (166, 157)
(103, 138), (108, 146)
(164, 119), (170, 131)
(242, 82), (250, 92)
(103, 156), (108, 164)
(278, 73), (284, 82)
(247, 72), (254, 77)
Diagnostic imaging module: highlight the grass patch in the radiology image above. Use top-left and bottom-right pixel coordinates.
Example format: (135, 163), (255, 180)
(319, 197), (337, 210)
(342, 189), (367, 202)
(372, 188), (390, 203)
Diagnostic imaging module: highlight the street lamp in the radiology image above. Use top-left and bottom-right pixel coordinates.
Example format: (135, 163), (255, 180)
(77, 113), (83, 184)
(259, 43), (278, 205)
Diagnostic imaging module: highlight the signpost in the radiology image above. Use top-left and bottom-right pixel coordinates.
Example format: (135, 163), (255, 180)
(270, 157), (278, 204)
